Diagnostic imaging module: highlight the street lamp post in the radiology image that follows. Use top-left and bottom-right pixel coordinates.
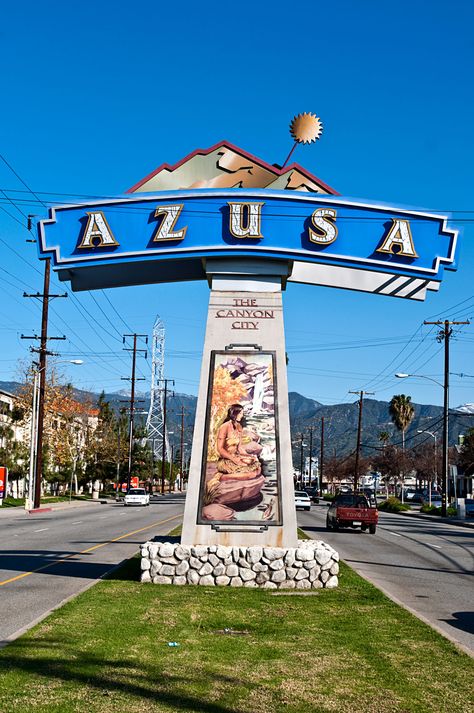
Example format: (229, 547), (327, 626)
(396, 372), (448, 516)
(27, 359), (83, 510)
(417, 429), (437, 506)
(26, 368), (40, 511)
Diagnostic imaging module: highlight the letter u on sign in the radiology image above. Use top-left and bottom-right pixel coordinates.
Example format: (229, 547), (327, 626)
(228, 202), (264, 238)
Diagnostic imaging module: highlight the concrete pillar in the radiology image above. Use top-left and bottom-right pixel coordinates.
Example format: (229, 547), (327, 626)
(181, 260), (297, 548)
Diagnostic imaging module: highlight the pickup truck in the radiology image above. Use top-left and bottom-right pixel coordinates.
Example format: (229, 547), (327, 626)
(326, 493), (378, 534)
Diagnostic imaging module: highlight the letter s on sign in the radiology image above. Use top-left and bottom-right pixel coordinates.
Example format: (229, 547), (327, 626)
(309, 208), (338, 245)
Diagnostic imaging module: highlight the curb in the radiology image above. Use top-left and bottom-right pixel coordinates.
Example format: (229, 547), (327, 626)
(398, 509), (474, 530)
(0, 499), (111, 517)
(28, 507), (52, 514)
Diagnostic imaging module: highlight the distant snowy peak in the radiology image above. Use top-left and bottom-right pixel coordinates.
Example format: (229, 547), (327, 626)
(117, 388), (149, 398)
(454, 403), (474, 414)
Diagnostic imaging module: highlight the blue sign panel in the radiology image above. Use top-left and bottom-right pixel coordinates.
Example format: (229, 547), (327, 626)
(38, 189), (458, 300)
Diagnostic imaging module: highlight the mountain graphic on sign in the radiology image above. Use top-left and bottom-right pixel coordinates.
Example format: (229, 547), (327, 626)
(127, 141), (338, 195)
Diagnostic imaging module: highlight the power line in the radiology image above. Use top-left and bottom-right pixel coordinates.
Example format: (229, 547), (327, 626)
(2, 190), (474, 223)
(0, 204), (28, 228)
(0, 156), (47, 207)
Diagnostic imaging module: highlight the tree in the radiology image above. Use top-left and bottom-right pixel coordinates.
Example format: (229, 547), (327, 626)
(15, 368), (97, 496)
(85, 393), (124, 491)
(378, 431), (390, 447)
(0, 414), (28, 497)
(389, 394), (415, 500)
(458, 427), (474, 476)
(389, 395), (414, 450)
(372, 445), (413, 497)
(412, 441), (440, 491)
(322, 452), (370, 493)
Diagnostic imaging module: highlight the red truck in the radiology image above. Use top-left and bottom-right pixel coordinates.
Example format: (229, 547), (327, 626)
(326, 493), (378, 534)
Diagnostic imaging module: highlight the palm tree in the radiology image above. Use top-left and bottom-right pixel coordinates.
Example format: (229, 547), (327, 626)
(378, 431), (390, 448)
(389, 395), (414, 450)
(389, 394), (415, 501)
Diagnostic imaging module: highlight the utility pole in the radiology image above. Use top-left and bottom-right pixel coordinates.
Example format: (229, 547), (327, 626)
(424, 319), (470, 516)
(349, 390), (374, 492)
(169, 443), (174, 493)
(320, 416), (325, 495)
(178, 405), (188, 492)
(122, 334), (148, 490)
(22, 258), (67, 509)
(116, 419), (121, 500)
(299, 433), (305, 487)
(158, 379), (174, 494)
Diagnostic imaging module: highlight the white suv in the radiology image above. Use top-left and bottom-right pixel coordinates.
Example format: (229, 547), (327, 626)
(124, 488), (150, 507)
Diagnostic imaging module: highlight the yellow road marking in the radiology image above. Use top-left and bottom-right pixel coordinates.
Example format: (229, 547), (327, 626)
(0, 513), (182, 587)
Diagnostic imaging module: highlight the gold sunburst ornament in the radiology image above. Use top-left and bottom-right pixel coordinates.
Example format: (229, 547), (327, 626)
(290, 112), (323, 144)
(282, 112), (323, 167)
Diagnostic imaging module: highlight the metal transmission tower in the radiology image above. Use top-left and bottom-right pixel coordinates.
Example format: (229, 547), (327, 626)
(146, 316), (170, 466)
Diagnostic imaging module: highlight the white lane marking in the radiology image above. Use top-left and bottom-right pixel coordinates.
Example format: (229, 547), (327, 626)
(71, 521), (82, 525)
(389, 532), (401, 537)
(431, 544), (442, 549)
(34, 528), (49, 533)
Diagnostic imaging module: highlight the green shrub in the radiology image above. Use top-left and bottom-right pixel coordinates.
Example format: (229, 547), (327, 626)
(421, 504), (457, 517)
(2, 496), (24, 507)
(323, 493), (335, 501)
(378, 496), (410, 513)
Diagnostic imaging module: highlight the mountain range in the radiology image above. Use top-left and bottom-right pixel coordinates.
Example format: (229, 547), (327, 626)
(2, 381), (473, 460)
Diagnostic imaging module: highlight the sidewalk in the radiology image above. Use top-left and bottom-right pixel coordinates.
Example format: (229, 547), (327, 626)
(399, 508), (474, 530)
(0, 498), (109, 516)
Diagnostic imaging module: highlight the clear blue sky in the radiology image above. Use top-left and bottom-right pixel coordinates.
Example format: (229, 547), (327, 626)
(1, 0), (473, 409)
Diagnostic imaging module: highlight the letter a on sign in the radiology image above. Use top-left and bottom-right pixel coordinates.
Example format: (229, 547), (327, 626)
(77, 212), (119, 248)
(376, 219), (418, 257)
(228, 202), (264, 238)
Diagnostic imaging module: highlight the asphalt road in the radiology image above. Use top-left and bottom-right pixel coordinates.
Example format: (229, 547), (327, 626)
(0, 494), (185, 646)
(2, 495), (473, 656)
(297, 503), (474, 655)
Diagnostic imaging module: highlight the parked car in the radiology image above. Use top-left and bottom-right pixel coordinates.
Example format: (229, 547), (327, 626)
(326, 493), (378, 533)
(294, 490), (311, 511)
(305, 487), (320, 503)
(124, 487), (150, 507)
(421, 493), (442, 505)
(361, 488), (377, 506)
(465, 499), (474, 518)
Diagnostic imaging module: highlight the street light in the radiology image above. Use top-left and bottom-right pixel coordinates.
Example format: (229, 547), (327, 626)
(417, 429), (437, 506)
(395, 371), (448, 516)
(27, 359), (83, 510)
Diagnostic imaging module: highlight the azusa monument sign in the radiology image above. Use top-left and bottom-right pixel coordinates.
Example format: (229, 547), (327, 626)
(37, 124), (460, 549)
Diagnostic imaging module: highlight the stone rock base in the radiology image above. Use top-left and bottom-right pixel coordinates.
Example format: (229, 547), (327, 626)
(140, 539), (339, 589)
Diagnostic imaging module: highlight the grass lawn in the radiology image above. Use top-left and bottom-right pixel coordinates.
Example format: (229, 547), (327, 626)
(0, 539), (472, 712)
